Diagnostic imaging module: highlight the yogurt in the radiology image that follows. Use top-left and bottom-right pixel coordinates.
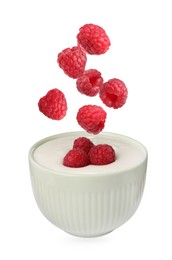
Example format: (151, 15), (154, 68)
(32, 132), (147, 175)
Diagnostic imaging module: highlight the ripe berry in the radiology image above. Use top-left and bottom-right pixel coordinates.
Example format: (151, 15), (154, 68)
(99, 78), (128, 109)
(73, 137), (94, 153)
(76, 105), (107, 134)
(57, 46), (87, 79)
(77, 23), (111, 55)
(63, 148), (90, 168)
(38, 88), (67, 120)
(76, 69), (103, 96)
(89, 144), (116, 165)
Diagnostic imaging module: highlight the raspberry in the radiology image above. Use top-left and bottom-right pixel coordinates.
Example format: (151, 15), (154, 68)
(89, 144), (116, 165)
(99, 78), (128, 109)
(76, 69), (103, 96)
(77, 23), (111, 55)
(73, 137), (94, 153)
(63, 148), (90, 168)
(38, 88), (67, 120)
(57, 46), (87, 79)
(76, 105), (107, 134)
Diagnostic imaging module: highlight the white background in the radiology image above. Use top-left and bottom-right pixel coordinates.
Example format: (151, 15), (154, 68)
(0, 0), (172, 259)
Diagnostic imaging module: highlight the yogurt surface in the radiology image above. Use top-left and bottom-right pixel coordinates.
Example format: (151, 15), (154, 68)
(32, 132), (147, 175)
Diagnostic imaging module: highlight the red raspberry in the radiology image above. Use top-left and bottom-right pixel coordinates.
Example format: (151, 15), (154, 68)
(73, 137), (94, 153)
(77, 23), (111, 55)
(63, 148), (90, 168)
(89, 144), (116, 165)
(38, 88), (67, 120)
(76, 105), (107, 134)
(76, 69), (103, 96)
(99, 78), (128, 109)
(57, 46), (87, 79)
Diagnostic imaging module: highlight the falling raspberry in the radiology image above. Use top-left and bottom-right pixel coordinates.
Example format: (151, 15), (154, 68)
(76, 69), (103, 96)
(76, 105), (107, 134)
(77, 23), (111, 55)
(37, 23), (128, 169)
(73, 137), (94, 153)
(99, 78), (128, 109)
(38, 88), (67, 120)
(89, 144), (116, 165)
(63, 148), (90, 168)
(57, 46), (87, 79)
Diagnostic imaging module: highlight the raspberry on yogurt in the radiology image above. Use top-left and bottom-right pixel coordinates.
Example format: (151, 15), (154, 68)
(63, 148), (90, 168)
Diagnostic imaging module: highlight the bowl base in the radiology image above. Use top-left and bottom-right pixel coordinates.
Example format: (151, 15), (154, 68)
(64, 229), (114, 238)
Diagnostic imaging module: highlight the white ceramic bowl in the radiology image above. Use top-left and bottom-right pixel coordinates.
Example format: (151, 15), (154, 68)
(28, 131), (148, 237)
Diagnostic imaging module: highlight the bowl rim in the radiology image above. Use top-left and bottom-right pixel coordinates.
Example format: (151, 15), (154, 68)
(28, 131), (148, 177)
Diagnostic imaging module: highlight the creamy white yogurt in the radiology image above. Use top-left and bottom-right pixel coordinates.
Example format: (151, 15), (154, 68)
(32, 132), (147, 175)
